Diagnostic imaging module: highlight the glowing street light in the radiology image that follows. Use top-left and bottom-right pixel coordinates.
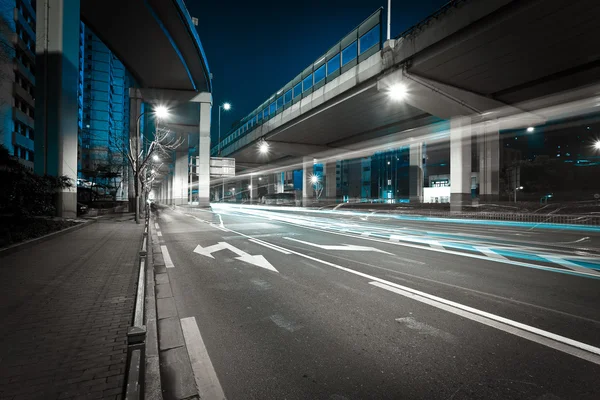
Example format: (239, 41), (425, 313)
(259, 141), (269, 154)
(310, 175), (319, 184)
(154, 105), (170, 120)
(526, 126), (535, 133)
(248, 185), (252, 190)
(218, 102), (232, 155)
(388, 83), (407, 101)
(153, 154), (160, 161)
(594, 140), (600, 150)
(151, 169), (155, 174)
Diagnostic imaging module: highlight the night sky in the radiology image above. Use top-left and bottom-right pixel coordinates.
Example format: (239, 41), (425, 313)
(185, 0), (450, 143)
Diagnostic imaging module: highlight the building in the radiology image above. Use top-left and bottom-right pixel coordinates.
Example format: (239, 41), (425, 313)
(78, 25), (133, 200)
(0, 0), (36, 169)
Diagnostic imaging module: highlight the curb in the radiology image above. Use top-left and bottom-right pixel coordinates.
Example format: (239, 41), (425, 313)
(144, 214), (163, 400)
(0, 218), (97, 257)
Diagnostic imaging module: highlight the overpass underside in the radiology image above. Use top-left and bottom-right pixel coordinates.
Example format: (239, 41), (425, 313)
(212, 0), (600, 210)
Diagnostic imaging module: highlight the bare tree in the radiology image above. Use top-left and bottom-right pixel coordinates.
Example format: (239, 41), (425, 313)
(123, 125), (183, 223)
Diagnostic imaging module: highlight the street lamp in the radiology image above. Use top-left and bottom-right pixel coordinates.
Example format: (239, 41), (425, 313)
(153, 154), (160, 161)
(388, 83), (407, 101)
(133, 105), (170, 224)
(218, 102), (231, 156)
(310, 175), (319, 184)
(527, 126), (535, 133)
(259, 140), (269, 154)
(594, 140), (600, 150)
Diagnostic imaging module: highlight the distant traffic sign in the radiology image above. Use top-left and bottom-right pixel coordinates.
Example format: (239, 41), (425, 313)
(209, 157), (235, 177)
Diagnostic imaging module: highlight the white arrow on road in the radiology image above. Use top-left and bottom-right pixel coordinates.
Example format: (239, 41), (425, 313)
(284, 237), (393, 254)
(193, 242), (278, 272)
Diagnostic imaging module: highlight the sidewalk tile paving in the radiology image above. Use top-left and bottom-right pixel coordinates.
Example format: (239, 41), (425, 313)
(0, 214), (143, 400)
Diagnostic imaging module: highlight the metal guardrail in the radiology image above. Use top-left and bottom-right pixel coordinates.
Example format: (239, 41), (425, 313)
(125, 208), (150, 400)
(394, 0), (469, 40)
(371, 210), (600, 226)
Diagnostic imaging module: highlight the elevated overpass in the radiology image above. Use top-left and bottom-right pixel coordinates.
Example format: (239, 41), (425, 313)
(209, 0), (600, 209)
(35, 0), (213, 217)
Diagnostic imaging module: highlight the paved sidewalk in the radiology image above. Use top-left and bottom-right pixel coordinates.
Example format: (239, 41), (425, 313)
(0, 213), (143, 400)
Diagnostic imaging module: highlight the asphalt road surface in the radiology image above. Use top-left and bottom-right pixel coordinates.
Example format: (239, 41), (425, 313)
(154, 203), (600, 400)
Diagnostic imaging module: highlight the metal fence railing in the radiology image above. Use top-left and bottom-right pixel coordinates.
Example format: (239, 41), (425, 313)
(124, 207), (150, 400)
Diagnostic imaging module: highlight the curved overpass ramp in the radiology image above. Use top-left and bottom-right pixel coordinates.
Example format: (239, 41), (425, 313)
(35, 0), (213, 217)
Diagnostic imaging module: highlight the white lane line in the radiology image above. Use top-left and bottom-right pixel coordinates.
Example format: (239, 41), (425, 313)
(155, 222), (160, 230)
(249, 238), (291, 254)
(161, 245), (175, 269)
(475, 246), (508, 260)
(370, 281), (600, 366)
(209, 224), (600, 365)
(242, 214), (600, 279)
(157, 231), (163, 237)
(217, 214), (224, 228)
(390, 235), (445, 251)
(180, 317), (226, 400)
(539, 254), (600, 276)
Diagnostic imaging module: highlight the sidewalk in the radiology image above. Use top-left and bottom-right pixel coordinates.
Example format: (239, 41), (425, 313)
(0, 213), (144, 400)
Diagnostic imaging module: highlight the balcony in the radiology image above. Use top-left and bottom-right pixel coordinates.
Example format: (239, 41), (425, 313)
(13, 34), (35, 63)
(14, 82), (34, 108)
(14, 59), (35, 85)
(12, 131), (34, 152)
(13, 107), (34, 129)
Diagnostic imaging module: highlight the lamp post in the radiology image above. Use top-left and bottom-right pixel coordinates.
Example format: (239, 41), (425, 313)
(218, 102), (231, 203)
(218, 102), (231, 156)
(133, 105), (169, 223)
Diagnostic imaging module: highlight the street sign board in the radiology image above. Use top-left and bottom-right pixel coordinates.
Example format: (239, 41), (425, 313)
(209, 157), (235, 177)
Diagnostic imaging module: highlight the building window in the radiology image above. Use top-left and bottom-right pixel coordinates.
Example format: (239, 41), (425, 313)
(359, 26), (380, 54)
(269, 101), (276, 115)
(341, 41), (357, 66)
(276, 96), (283, 110)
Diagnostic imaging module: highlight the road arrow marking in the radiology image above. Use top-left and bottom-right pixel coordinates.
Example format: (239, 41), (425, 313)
(284, 237), (393, 254)
(193, 242), (278, 272)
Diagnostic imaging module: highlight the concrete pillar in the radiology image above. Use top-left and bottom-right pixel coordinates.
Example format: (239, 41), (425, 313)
(302, 158), (314, 206)
(166, 173), (172, 205)
(450, 116), (472, 211)
(250, 175), (257, 202)
(409, 142), (424, 203)
(197, 100), (212, 207)
(479, 120), (500, 202)
(267, 174), (275, 194)
(34, 0), (80, 218)
(172, 147), (188, 205)
(275, 172), (284, 193)
(324, 161), (337, 202)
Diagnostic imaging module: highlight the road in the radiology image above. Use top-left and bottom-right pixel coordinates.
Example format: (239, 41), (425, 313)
(154, 203), (600, 400)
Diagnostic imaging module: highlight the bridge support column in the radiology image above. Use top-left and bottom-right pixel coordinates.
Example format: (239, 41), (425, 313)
(197, 101), (211, 207)
(450, 116), (472, 212)
(478, 120), (500, 203)
(173, 147), (188, 205)
(34, 0), (81, 218)
(275, 172), (284, 193)
(409, 142), (424, 203)
(250, 175), (257, 203)
(166, 174), (173, 205)
(267, 175), (275, 194)
(302, 158), (314, 207)
(324, 161), (337, 202)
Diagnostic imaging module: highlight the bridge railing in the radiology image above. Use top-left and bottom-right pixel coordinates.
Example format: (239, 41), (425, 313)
(211, 8), (384, 156)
